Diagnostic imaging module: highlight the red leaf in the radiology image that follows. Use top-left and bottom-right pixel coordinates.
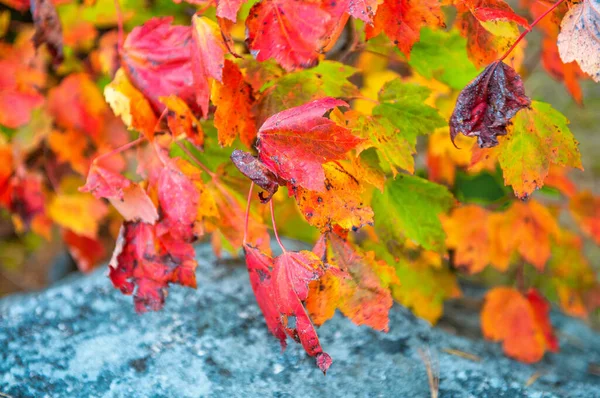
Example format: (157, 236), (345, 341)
(244, 244), (332, 374)
(257, 97), (362, 191)
(80, 164), (159, 224)
(231, 149), (280, 203)
(526, 288), (559, 353)
(31, 0), (64, 64)
(347, 0), (379, 23)
(121, 17), (200, 114)
(450, 61), (531, 148)
(245, 0), (340, 71)
(217, 0), (245, 21)
(63, 229), (107, 273)
(366, 0), (445, 58)
(191, 15), (227, 117)
(109, 222), (197, 313)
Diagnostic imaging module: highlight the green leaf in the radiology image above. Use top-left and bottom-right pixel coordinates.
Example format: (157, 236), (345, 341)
(373, 79), (446, 143)
(372, 174), (454, 252)
(498, 101), (582, 199)
(409, 28), (480, 89)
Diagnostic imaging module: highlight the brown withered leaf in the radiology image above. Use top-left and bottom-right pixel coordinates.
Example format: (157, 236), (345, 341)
(231, 149), (280, 203)
(450, 61), (530, 148)
(31, 0), (64, 64)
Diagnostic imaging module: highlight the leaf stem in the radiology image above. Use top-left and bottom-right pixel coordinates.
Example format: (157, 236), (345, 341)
(270, 199), (286, 253)
(243, 182), (254, 246)
(498, 0), (566, 62)
(174, 140), (216, 179)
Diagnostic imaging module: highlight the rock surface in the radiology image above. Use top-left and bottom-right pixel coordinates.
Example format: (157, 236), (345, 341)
(1, 243), (599, 398)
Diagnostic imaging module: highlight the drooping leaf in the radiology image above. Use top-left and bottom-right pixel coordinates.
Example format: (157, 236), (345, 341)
(231, 149), (280, 203)
(372, 174), (454, 252)
(365, 0), (445, 58)
(80, 164), (159, 224)
(450, 61), (531, 148)
(31, 0), (63, 64)
(211, 60), (257, 147)
(109, 221), (198, 313)
(481, 287), (558, 363)
(497, 101), (582, 199)
(306, 233), (399, 331)
(557, 0), (600, 82)
(244, 244), (332, 374)
(257, 97), (362, 191)
(569, 191), (600, 244)
(293, 162), (374, 231)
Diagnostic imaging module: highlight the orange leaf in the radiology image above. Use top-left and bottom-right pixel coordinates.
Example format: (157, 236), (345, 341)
(482, 287), (558, 363)
(569, 191), (600, 244)
(159, 95), (204, 148)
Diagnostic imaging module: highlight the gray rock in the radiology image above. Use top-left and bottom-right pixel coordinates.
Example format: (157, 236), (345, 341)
(1, 243), (599, 398)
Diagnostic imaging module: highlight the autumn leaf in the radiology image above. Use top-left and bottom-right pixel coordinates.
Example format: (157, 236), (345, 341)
(231, 149), (280, 203)
(497, 101), (582, 199)
(121, 17), (200, 114)
(80, 164), (159, 224)
(293, 162), (374, 231)
(244, 244), (332, 373)
(191, 14), (227, 117)
(109, 221), (198, 313)
(47, 129), (90, 176)
(557, 0), (600, 82)
(569, 190), (600, 244)
(346, 0), (379, 23)
(365, 0), (445, 58)
(48, 193), (108, 239)
(31, 0), (63, 64)
(372, 174), (454, 252)
(442, 205), (491, 274)
(104, 68), (158, 140)
(306, 233), (399, 331)
(257, 97), (363, 191)
(159, 95), (204, 148)
(450, 61), (531, 148)
(211, 60), (257, 147)
(541, 37), (586, 104)
(63, 229), (106, 273)
(245, 0), (342, 71)
(452, 0), (530, 67)
(481, 287), (558, 363)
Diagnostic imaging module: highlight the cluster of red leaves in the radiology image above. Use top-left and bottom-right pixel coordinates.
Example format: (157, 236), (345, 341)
(1, 0), (599, 373)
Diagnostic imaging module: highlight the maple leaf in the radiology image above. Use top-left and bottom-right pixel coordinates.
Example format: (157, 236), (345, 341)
(487, 200), (559, 271)
(245, 0), (343, 71)
(306, 233), (399, 331)
(191, 14), (227, 117)
(231, 149), (280, 203)
(63, 229), (107, 273)
(452, 0), (530, 67)
(104, 69), (158, 140)
(481, 287), (558, 363)
(256, 97), (362, 191)
(365, 0), (445, 58)
(159, 95), (204, 148)
(442, 205), (491, 274)
(211, 60), (257, 147)
(292, 162), (374, 231)
(244, 244), (332, 373)
(121, 17), (200, 114)
(557, 0), (600, 82)
(497, 101), (582, 199)
(31, 0), (63, 64)
(569, 190), (600, 244)
(450, 61), (531, 148)
(110, 221), (198, 313)
(80, 164), (159, 224)
(372, 174), (454, 252)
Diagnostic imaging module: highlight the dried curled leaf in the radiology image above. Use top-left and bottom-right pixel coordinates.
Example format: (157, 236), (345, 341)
(31, 0), (63, 64)
(231, 149), (280, 203)
(450, 61), (531, 148)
